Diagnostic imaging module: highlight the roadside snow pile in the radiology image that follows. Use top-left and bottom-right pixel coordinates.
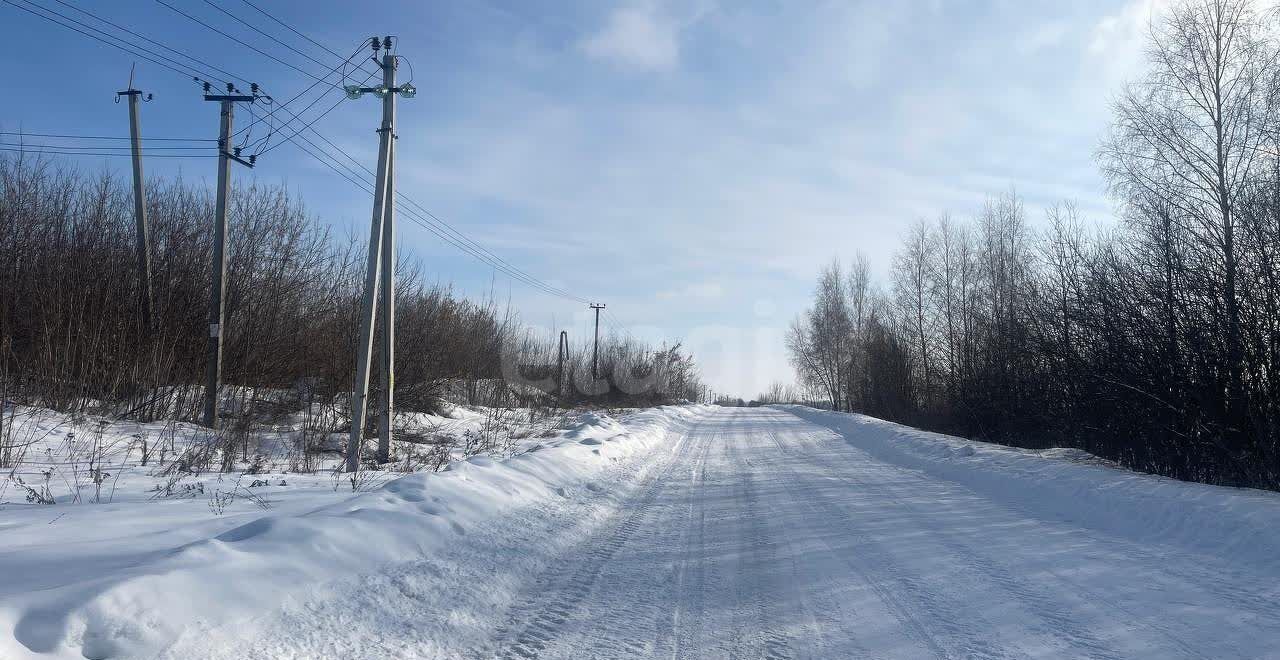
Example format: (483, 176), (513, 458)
(0, 405), (707, 659)
(785, 405), (1280, 573)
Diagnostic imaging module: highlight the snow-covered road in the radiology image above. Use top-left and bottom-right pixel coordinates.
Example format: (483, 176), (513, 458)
(483, 406), (1279, 659)
(7, 405), (1279, 659)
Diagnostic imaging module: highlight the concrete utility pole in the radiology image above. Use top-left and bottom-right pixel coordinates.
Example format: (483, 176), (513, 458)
(347, 37), (416, 471)
(557, 330), (569, 401)
(202, 82), (256, 429)
(590, 303), (606, 381)
(376, 114), (396, 464)
(118, 68), (153, 336)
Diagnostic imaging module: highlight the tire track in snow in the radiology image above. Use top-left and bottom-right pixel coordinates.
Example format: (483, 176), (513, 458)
(728, 414), (867, 660)
(781, 429), (1128, 660)
(491, 421), (706, 659)
(760, 429), (959, 659)
(786, 424), (1218, 660)
(571, 428), (709, 660)
(664, 419), (716, 659)
(722, 422), (796, 660)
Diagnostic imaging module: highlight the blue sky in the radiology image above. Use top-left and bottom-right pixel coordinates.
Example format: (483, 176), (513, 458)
(0, 0), (1162, 398)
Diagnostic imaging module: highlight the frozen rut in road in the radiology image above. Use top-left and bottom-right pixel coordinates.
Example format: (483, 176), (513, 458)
(480, 407), (1280, 659)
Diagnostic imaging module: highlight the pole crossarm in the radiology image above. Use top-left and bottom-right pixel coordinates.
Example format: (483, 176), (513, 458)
(220, 150), (256, 168)
(344, 84), (415, 99)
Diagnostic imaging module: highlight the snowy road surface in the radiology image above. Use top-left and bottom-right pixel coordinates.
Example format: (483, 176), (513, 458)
(483, 407), (1278, 659)
(6, 405), (1279, 659)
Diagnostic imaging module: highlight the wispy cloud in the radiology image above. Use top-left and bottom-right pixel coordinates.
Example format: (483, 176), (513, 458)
(1017, 20), (1072, 54)
(656, 281), (725, 301)
(324, 1), (1151, 397)
(580, 4), (680, 71)
(1089, 0), (1165, 55)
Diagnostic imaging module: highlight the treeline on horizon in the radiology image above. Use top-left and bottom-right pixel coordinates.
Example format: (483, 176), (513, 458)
(0, 154), (707, 429)
(788, 0), (1280, 490)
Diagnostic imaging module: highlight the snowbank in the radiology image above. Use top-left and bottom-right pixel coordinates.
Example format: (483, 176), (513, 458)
(784, 405), (1280, 574)
(0, 405), (708, 659)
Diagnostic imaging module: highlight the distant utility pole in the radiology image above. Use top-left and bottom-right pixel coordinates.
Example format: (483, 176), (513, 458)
(347, 37), (417, 471)
(117, 66), (153, 336)
(202, 81), (258, 429)
(557, 330), (569, 401)
(590, 303), (606, 381)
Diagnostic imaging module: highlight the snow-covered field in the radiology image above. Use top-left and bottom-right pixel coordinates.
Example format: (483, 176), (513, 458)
(3, 404), (1279, 658)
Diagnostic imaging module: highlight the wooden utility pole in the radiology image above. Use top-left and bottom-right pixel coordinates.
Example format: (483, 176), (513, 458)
(118, 69), (153, 336)
(557, 330), (569, 401)
(202, 82), (256, 429)
(347, 37), (415, 471)
(590, 303), (606, 381)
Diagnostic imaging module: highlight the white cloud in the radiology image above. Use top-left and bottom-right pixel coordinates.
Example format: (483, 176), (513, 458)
(1087, 0), (1167, 89)
(387, 0), (1138, 397)
(656, 281), (724, 301)
(1089, 0), (1157, 53)
(1016, 20), (1071, 55)
(580, 5), (680, 71)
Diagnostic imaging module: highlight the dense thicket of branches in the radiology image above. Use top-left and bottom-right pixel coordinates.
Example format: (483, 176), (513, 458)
(788, 0), (1280, 490)
(0, 155), (706, 424)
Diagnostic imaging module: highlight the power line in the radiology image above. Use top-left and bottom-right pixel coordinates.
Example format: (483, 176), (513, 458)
(32, 0), (366, 160)
(201, 0), (378, 79)
(7, 0), (335, 154)
(202, 50), (589, 300)
(231, 38), (372, 138)
(7, 0), (594, 304)
(393, 186), (589, 302)
(43, 0), (364, 148)
(275, 125), (587, 303)
(605, 309), (632, 331)
(1, 0), (208, 82)
(154, 0), (346, 90)
(174, 8), (573, 295)
(0, 142), (211, 150)
(198, 0), (386, 146)
(237, 0), (376, 74)
(48, 0), (245, 87)
(603, 308), (645, 347)
(0, 147), (215, 158)
(302, 133), (590, 302)
(278, 126), (589, 303)
(256, 68), (378, 156)
(265, 101), (589, 301)
(123, 3), (582, 303)
(0, 131), (213, 141)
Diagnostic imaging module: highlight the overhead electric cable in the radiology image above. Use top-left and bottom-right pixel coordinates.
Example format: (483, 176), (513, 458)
(0, 146), (215, 158)
(49, 0), (246, 86)
(2, 0), (209, 82)
(0, 131), (213, 141)
(154, 0), (348, 90)
(4, 0), (594, 304)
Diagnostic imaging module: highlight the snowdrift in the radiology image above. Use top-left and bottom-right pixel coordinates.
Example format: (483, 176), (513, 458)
(0, 405), (707, 659)
(785, 405), (1280, 574)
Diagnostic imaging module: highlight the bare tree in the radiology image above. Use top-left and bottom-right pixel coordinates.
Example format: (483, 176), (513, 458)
(1101, 0), (1279, 437)
(787, 260), (854, 410)
(893, 220), (934, 407)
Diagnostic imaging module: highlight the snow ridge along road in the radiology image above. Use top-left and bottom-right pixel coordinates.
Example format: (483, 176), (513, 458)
(477, 406), (1280, 659)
